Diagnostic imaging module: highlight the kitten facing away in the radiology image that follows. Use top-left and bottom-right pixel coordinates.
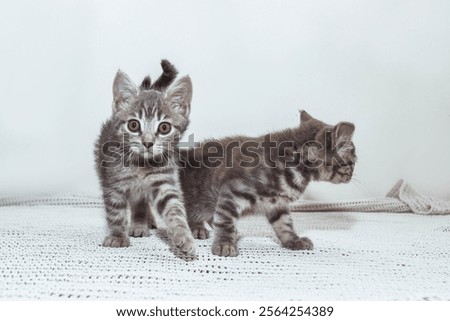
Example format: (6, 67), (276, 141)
(95, 60), (195, 256)
(179, 111), (356, 257)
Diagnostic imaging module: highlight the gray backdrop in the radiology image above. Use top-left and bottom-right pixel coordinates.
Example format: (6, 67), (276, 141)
(1, 0), (449, 200)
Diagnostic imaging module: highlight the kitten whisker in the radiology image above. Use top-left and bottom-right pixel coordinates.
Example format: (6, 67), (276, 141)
(351, 175), (375, 196)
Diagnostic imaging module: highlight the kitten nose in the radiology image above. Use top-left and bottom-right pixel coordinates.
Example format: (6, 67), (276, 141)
(142, 141), (154, 149)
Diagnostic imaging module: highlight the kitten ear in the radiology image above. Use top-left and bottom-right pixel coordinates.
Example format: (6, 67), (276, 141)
(112, 70), (138, 110)
(299, 110), (314, 123)
(334, 122), (355, 140)
(165, 75), (192, 118)
(140, 75), (151, 90)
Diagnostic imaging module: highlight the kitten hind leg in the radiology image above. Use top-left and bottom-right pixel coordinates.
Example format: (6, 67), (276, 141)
(129, 198), (152, 237)
(102, 189), (130, 247)
(147, 209), (157, 230)
(211, 198), (240, 257)
(267, 208), (313, 251)
(190, 220), (211, 240)
(189, 212), (213, 240)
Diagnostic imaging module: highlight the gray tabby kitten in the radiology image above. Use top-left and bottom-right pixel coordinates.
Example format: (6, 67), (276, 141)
(180, 111), (356, 257)
(95, 60), (195, 255)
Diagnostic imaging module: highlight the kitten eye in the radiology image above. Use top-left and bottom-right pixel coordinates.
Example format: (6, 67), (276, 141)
(127, 119), (141, 132)
(158, 122), (171, 135)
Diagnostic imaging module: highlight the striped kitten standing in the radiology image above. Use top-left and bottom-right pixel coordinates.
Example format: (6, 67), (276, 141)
(95, 60), (195, 255)
(180, 111), (356, 257)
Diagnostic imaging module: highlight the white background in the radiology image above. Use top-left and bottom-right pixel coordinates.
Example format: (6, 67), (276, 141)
(1, 0), (449, 200)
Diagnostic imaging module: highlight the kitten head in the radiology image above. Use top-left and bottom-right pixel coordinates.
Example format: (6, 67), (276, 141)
(110, 60), (192, 163)
(299, 110), (356, 184)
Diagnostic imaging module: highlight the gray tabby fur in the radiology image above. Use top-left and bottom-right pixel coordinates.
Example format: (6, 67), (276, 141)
(180, 111), (356, 257)
(95, 60), (195, 256)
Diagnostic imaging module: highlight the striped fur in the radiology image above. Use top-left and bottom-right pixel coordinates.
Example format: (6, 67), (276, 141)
(180, 111), (356, 257)
(95, 61), (195, 256)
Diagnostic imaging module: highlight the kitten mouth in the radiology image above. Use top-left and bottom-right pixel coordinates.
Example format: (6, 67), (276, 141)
(142, 151), (156, 158)
(341, 175), (352, 183)
(142, 150), (165, 159)
(129, 145), (158, 155)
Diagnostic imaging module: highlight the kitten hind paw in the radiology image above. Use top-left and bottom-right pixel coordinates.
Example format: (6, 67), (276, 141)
(129, 224), (150, 237)
(192, 227), (210, 239)
(147, 218), (157, 229)
(102, 235), (130, 247)
(212, 242), (239, 257)
(283, 237), (314, 251)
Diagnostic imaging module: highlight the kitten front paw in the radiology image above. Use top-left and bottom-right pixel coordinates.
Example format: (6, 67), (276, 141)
(284, 237), (314, 251)
(102, 235), (130, 247)
(129, 224), (150, 237)
(212, 241), (239, 257)
(192, 226), (210, 239)
(171, 229), (196, 256)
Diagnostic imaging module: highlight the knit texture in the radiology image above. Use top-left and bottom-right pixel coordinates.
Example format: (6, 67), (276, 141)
(1, 180), (448, 215)
(292, 179), (450, 214)
(1, 206), (449, 300)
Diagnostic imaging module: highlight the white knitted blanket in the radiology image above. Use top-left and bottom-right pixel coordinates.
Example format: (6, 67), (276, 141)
(1, 207), (449, 300)
(1, 179), (449, 300)
(1, 179), (449, 214)
(292, 179), (450, 214)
